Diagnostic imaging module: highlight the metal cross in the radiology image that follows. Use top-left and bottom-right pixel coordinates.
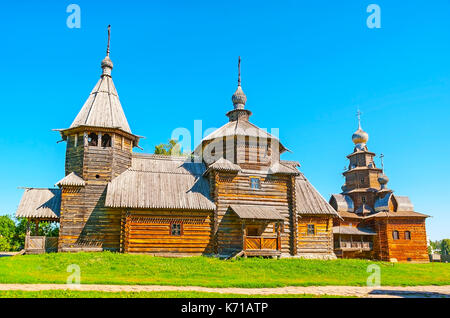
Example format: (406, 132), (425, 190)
(238, 56), (241, 87)
(379, 153), (384, 172)
(356, 109), (362, 129)
(106, 25), (111, 56)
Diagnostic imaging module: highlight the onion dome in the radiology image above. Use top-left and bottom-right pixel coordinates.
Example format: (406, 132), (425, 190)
(101, 56), (113, 76)
(378, 173), (389, 189)
(352, 110), (369, 149)
(232, 85), (247, 109)
(352, 128), (369, 145)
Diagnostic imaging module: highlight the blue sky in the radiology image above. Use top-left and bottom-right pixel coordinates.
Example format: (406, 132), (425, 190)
(0, 1), (449, 240)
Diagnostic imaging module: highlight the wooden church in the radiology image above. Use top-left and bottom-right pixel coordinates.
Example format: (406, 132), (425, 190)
(329, 114), (429, 262)
(16, 29), (340, 258)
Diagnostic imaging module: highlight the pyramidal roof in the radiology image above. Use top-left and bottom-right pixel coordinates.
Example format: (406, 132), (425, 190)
(69, 26), (132, 134)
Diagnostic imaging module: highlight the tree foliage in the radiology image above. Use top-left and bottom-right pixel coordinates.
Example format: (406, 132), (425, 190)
(154, 139), (182, 156)
(0, 215), (59, 252)
(429, 239), (450, 255)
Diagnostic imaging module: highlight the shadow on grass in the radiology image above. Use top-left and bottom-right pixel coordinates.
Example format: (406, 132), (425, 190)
(369, 290), (450, 298)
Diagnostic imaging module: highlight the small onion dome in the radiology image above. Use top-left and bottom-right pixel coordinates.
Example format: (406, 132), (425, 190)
(378, 173), (389, 186)
(341, 184), (347, 192)
(352, 128), (369, 145)
(232, 85), (247, 110)
(101, 56), (113, 76)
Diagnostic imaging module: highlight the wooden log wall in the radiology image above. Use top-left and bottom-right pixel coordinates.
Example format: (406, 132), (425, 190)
(59, 131), (133, 252)
(382, 218), (428, 262)
(297, 216), (333, 255)
(123, 210), (214, 255)
(214, 171), (292, 256)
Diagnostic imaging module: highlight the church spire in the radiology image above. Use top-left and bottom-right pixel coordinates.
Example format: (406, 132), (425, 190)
(231, 56), (247, 110)
(68, 25), (132, 134)
(101, 25), (113, 77)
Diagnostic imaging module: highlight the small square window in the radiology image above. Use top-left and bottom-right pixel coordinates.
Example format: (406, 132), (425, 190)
(250, 177), (261, 190)
(307, 224), (315, 235)
(171, 223), (182, 236)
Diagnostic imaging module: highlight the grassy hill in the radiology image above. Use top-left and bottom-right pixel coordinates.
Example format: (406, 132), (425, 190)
(0, 252), (448, 287)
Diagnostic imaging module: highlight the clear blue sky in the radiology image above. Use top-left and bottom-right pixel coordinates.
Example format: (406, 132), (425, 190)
(0, 1), (449, 240)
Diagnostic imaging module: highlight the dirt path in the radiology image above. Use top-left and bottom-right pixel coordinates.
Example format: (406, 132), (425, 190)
(0, 284), (449, 298)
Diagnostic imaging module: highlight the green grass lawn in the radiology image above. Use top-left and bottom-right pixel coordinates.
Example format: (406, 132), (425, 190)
(0, 290), (349, 298)
(0, 252), (448, 287)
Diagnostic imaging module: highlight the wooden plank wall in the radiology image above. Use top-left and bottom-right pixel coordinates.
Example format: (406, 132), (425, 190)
(124, 210), (214, 255)
(297, 216), (333, 255)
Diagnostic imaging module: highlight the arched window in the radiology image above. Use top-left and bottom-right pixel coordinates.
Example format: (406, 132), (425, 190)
(392, 230), (399, 240)
(102, 134), (111, 147)
(405, 231), (411, 240)
(88, 133), (98, 146)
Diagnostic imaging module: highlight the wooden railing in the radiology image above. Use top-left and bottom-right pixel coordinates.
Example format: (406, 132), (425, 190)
(337, 241), (372, 250)
(245, 236), (279, 250)
(25, 236), (58, 254)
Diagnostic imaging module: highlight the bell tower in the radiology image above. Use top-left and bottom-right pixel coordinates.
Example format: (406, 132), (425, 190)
(56, 26), (141, 251)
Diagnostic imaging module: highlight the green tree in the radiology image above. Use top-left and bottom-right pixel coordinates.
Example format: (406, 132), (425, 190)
(441, 239), (450, 256)
(0, 215), (16, 251)
(154, 139), (182, 156)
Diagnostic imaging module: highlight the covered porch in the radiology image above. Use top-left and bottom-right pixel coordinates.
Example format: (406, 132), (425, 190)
(333, 226), (376, 258)
(16, 188), (61, 254)
(228, 205), (284, 258)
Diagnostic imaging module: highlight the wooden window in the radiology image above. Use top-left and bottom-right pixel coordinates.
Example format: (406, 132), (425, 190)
(405, 231), (411, 240)
(361, 196), (366, 204)
(170, 223), (182, 236)
(250, 177), (261, 190)
(88, 133), (98, 146)
(392, 230), (399, 240)
(307, 224), (315, 235)
(101, 134), (112, 147)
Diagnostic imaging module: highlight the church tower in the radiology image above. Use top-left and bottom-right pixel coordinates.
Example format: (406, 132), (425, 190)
(341, 111), (383, 214)
(55, 26), (141, 251)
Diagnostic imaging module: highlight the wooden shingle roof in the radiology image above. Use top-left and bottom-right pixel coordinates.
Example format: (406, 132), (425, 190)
(295, 174), (340, 216)
(16, 188), (61, 220)
(69, 56), (132, 134)
(105, 154), (215, 210)
(194, 120), (289, 154)
(55, 172), (85, 187)
(229, 205), (284, 220)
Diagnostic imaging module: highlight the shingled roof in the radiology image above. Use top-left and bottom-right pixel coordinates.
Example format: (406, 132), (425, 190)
(67, 48), (132, 134)
(295, 174), (340, 216)
(105, 154), (215, 210)
(194, 120), (289, 154)
(16, 188), (61, 220)
(55, 172), (85, 187)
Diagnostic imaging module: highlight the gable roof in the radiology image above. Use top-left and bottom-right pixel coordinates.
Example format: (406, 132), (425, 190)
(105, 154), (215, 210)
(16, 188), (61, 220)
(204, 158), (241, 175)
(295, 174), (340, 217)
(55, 172), (85, 187)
